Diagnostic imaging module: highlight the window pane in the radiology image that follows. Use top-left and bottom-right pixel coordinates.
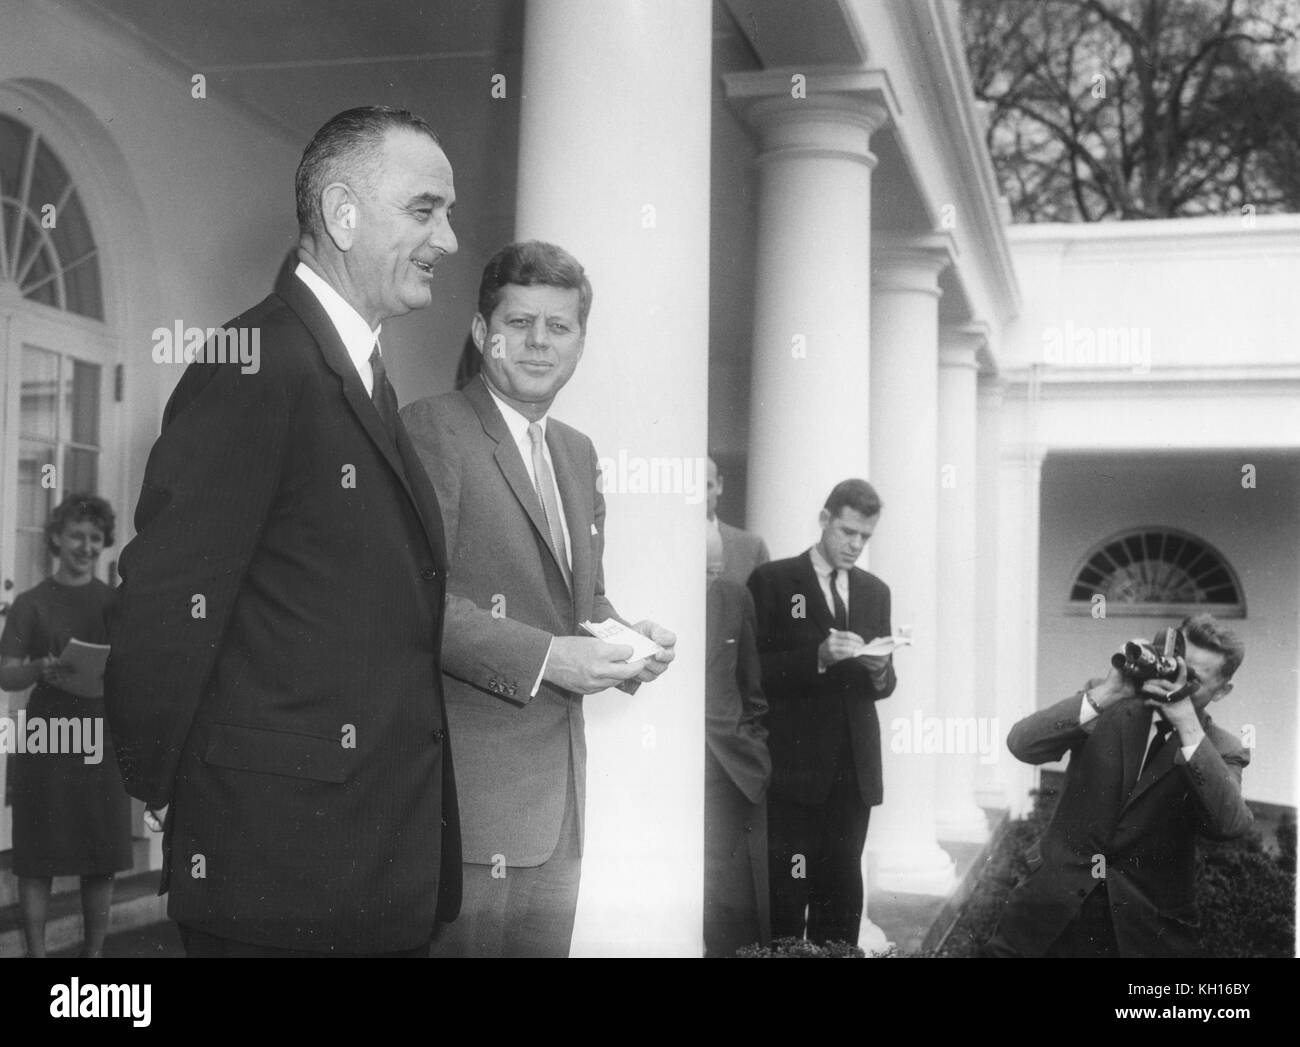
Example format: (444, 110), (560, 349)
(62, 446), (98, 497)
(19, 347), (59, 439)
(0, 114), (32, 201)
(17, 439), (56, 528)
(15, 530), (50, 594)
(69, 360), (101, 446)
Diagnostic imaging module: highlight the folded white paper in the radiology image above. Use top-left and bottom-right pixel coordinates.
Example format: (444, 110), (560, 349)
(580, 619), (661, 662)
(57, 638), (111, 698)
(856, 634), (913, 657)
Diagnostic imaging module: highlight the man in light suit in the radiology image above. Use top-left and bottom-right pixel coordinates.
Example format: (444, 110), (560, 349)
(104, 107), (462, 956)
(747, 479), (896, 945)
(704, 541), (771, 956)
(707, 456), (769, 587)
(986, 614), (1253, 958)
(401, 240), (676, 958)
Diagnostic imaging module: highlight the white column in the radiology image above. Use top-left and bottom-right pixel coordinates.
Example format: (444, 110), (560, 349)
(973, 375), (1008, 809)
(934, 325), (989, 843)
(991, 441), (1045, 818)
(724, 72), (890, 558)
(866, 238), (957, 895)
(513, 0), (712, 957)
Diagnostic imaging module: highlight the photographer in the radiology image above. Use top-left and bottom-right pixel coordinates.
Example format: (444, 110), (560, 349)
(985, 613), (1253, 958)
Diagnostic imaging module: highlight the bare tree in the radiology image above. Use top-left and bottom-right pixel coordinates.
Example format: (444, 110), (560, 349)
(963, 0), (1300, 221)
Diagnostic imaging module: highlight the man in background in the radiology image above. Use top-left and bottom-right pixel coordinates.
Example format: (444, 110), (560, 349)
(704, 529), (771, 956)
(986, 614), (1253, 957)
(707, 455), (769, 587)
(748, 479), (896, 946)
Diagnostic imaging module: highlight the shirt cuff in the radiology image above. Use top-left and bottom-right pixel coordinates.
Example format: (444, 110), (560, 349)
(531, 639), (552, 697)
(1180, 742), (1199, 762)
(1078, 692), (1100, 725)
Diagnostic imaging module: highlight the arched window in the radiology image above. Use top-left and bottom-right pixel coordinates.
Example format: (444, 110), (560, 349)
(1067, 527), (1245, 618)
(0, 112), (103, 319)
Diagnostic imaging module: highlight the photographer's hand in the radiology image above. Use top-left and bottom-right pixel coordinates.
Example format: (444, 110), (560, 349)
(1089, 659), (1137, 712)
(1142, 658), (1205, 750)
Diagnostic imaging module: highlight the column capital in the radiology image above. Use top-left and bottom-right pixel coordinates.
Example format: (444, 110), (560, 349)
(939, 322), (990, 371)
(872, 232), (956, 297)
(724, 66), (896, 168)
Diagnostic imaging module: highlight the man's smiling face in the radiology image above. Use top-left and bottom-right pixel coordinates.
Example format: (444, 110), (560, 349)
(475, 282), (585, 418)
(349, 127), (457, 322)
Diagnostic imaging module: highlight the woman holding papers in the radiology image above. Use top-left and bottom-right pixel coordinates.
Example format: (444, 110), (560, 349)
(0, 494), (132, 957)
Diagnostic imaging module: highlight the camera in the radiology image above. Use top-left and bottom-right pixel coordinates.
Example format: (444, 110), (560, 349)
(1111, 627), (1199, 702)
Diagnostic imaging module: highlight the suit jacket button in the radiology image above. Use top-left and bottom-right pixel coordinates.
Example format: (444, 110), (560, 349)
(421, 566), (437, 581)
(432, 728), (445, 742)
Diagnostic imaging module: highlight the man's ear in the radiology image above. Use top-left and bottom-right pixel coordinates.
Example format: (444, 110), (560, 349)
(321, 183), (356, 250)
(471, 314), (488, 356)
(1212, 681), (1233, 703)
(818, 508), (831, 530)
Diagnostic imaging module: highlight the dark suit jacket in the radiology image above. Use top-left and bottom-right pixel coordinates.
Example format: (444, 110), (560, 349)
(104, 268), (461, 953)
(747, 552), (896, 807)
(400, 378), (620, 867)
(995, 692), (1253, 957)
(718, 521), (769, 589)
(706, 579), (771, 804)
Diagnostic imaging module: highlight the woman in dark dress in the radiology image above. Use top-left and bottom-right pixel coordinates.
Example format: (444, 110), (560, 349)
(0, 494), (133, 957)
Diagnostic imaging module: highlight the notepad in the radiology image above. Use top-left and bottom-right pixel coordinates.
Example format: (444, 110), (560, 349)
(857, 633), (914, 657)
(580, 619), (661, 662)
(57, 639), (111, 698)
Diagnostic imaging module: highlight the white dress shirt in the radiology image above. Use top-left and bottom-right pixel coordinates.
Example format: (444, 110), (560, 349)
(482, 379), (573, 567)
(482, 377), (576, 695)
(294, 261), (382, 393)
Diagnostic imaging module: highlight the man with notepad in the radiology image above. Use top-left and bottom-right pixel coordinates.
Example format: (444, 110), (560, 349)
(747, 479), (898, 946)
(401, 241), (676, 958)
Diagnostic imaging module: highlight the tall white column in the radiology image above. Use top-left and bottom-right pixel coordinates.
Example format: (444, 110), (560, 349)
(866, 238), (957, 895)
(513, 0), (712, 957)
(974, 375), (1008, 809)
(934, 325), (989, 843)
(724, 72), (890, 558)
(992, 441), (1045, 818)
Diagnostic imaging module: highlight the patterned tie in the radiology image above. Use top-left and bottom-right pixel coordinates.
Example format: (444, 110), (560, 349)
(368, 343), (400, 441)
(830, 569), (848, 631)
(528, 422), (572, 589)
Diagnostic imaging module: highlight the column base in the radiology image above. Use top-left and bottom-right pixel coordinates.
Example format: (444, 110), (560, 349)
(857, 917), (891, 955)
(935, 804), (990, 844)
(871, 843), (958, 895)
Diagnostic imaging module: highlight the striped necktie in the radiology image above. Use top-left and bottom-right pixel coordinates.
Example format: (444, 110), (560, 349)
(528, 422), (571, 589)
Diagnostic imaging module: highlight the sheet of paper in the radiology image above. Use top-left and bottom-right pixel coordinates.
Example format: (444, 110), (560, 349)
(580, 620), (661, 662)
(856, 634), (914, 657)
(57, 638), (111, 698)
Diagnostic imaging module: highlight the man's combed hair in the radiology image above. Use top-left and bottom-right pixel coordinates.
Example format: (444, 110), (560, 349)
(294, 106), (441, 235)
(824, 478), (882, 519)
(1180, 613), (1245, 679)
(477, 240), (593, 331)
(45, 493), (115, 555)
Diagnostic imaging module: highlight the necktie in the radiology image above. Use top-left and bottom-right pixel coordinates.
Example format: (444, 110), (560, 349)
(528, 422), (572, 589)
(1139, 717), (1175, 778)
(368, 343), (400, 441)
(830, 569), (848, 631)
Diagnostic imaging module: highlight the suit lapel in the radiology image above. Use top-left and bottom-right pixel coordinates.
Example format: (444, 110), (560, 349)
(847, 568), (878, 640)
(548, 425), (587, 600)
(797, 551), (833, 634)
(1118, 701), (1151, 801)
(462, 378), (569, 584)
(275, 269), (443, 562)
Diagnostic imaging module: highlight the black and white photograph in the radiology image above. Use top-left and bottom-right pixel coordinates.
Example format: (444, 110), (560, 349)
(0, 0), (1295, 993)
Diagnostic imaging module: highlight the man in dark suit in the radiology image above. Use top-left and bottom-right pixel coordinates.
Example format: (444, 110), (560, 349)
(706, 455), (769, 587)
(747, 479), (896, 945)
(986, 614), (1253, 958)
(104, 107), (462, 956)
(401, 240), (676, 958)
(704, 541), (771, 956)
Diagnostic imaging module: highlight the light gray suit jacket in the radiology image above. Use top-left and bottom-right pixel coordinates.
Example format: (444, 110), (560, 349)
(719, 520), (769, 588)
(400, 377), (620, 867)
